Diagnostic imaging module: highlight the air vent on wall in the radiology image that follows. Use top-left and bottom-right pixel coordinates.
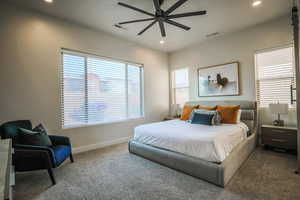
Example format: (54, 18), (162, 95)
(206, 32), (220, 38)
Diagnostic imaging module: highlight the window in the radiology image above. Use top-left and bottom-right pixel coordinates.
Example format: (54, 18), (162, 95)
(61, 50), (144, 128)
(255, 46), (295, 108)
(172, 68), (189, 107)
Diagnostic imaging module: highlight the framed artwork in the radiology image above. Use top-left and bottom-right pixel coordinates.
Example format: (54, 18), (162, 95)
(198, 62), (240, 97)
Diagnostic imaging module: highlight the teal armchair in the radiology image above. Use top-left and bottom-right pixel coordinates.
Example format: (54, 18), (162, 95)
(0, 120), (74, 185)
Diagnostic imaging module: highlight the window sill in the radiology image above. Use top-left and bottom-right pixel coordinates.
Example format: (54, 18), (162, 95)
(62, 116), (145, 130)
(258, 107), (296, 111)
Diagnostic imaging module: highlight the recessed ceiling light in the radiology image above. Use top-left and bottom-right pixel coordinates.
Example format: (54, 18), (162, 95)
(44, 0), (53, 3)
(252, 0), (262, 7)
(160, 40), (165, 44)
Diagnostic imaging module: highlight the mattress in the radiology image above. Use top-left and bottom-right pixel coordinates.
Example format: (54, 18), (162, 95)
(133, 120), (249, 163)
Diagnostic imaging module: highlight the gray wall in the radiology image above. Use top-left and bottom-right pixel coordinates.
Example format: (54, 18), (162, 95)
(169, 16), (296, 126)
(0, 3), (169, 152)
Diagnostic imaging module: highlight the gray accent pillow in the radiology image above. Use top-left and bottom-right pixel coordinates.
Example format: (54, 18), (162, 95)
(33, 124), (48, 135)
(18, 128), (52, 147)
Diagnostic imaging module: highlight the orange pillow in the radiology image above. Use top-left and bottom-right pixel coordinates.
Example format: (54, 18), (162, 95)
(198, 105), (217, 111)
(180, 105), (198, 120)
(216, 105), (240, 124)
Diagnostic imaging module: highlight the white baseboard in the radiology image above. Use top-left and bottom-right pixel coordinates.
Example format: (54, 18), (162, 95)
(73, 136), (131, 154)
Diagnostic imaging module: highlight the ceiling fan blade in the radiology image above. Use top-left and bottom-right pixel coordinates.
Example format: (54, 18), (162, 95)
(165, 0), (189, 15)
(118, 2), (155, 17)
(167, 11), (207, 19)
(153, 0), (161, 12)
(158, 20), (166, 37)
(138, 20), (158, 35)
(119, 18), (155, 25)
(165, 19), (190, 31)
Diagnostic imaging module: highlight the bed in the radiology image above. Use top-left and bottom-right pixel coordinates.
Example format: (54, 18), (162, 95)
(128, 101), (258, 187)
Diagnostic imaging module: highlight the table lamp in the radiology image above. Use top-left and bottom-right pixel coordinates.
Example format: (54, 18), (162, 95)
(269, 103), (288, 126)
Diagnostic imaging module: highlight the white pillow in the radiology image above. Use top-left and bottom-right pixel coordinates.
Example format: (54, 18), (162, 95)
(236, 110), (242, 123)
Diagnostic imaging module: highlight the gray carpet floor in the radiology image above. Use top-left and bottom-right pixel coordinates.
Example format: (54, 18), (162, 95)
(14, 143), (300, 200)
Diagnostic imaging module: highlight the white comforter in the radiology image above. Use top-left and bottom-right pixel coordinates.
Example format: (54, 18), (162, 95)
(133, 120), (249, 163)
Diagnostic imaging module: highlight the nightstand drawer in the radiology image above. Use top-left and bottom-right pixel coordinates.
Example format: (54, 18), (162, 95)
(262, 127), (296, 135)
(261, 127), (297, 150)
(262, 137), (296, 149)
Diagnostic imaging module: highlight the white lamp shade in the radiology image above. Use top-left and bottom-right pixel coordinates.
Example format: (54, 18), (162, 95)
(269, 103), (288, 114)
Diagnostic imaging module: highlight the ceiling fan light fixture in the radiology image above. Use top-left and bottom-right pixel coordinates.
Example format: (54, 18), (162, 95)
(252, 0), (262, 7)
(160, 40), (165, 44)
(44, 0), (53, 3)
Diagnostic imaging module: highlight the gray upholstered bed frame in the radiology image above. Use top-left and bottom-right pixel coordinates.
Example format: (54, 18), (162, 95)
(128, 101), (258, 187)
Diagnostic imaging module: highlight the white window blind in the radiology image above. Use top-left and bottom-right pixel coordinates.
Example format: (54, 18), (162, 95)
(255, 46), (295, 108)
(172, 68), (189, 107)
(62, 54), (86, 127)
(61, 50), (144, 128)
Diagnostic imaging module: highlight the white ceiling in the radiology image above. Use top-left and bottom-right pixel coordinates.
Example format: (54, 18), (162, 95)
(7, 0), (292, 52)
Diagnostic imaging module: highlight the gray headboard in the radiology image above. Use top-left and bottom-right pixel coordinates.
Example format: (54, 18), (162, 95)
(186, 100), (258, 135)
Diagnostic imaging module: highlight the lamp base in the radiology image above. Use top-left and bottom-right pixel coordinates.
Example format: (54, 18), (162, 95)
(273, 119), (284, 126)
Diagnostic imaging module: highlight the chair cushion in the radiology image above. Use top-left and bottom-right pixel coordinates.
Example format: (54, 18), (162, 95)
(52, 145), (71, 166)
(18, 128), (53, 147)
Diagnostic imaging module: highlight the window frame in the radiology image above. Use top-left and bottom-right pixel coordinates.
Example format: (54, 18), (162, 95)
(172, 68), (189, 107)
(254, 44), (295, 109)
(60, 49), (145, 129)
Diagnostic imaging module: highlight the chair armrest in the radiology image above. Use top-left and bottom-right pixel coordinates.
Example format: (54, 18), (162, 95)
(14, 144), (56, 165)
(13, 146), (56, 170)
(49, 135), (71, 146)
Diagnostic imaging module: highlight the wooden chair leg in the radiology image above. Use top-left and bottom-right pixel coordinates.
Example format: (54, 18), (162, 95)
(47, 168), (56, 185)
(70, 153), (74, 163)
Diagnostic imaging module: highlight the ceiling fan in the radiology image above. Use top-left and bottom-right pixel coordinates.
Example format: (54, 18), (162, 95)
(117, 0), (207, 37)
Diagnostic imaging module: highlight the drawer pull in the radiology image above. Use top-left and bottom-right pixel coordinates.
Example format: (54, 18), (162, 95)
(271, 139), (287, 143)
(271, 129), (285, 133)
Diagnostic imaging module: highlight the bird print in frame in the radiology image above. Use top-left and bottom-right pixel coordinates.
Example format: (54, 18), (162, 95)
(198, 62), (240, 97)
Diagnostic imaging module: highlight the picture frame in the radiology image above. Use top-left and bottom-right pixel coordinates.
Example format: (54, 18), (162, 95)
(198, 62), (240, 97)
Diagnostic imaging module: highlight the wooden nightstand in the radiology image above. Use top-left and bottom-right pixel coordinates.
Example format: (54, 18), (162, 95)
(261, 125), (297, 152)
